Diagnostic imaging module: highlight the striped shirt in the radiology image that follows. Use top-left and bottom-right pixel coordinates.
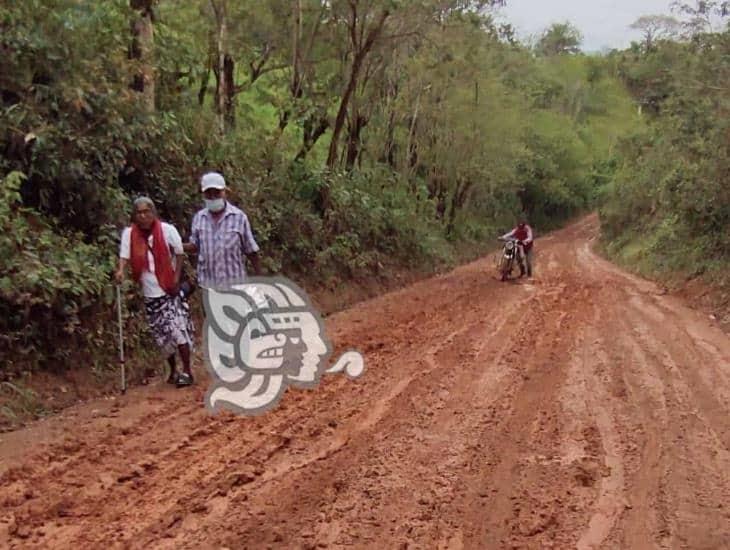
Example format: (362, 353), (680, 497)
(190, 202), (260, 289)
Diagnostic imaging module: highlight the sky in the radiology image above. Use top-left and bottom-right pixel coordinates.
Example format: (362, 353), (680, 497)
(497, 0), (676, 52)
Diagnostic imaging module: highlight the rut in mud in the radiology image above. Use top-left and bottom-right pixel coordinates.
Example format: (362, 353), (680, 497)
(1, 215), (729, 549)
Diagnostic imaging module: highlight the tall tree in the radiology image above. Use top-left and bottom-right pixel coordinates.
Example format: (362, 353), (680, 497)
(671, 0), (730, 36)
(288, 0), (332, 162)
(326, 1), (391, 168)
(630, 14), (680, 50)
(209, 0), (232, 133)
(536, 22), (583, 56)
(129, 0), (156, 111)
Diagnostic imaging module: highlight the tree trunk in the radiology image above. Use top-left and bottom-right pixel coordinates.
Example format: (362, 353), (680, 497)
(291, 0), (302, 97)
(129, 0), (155, 112)
(345, 110), (367, 170)
(428, 173), (447, 221)
(278, 1), (326, 148)
(326, 56), (363, 168)
(224, 53), (235, 130)
(211, 0), (229, 134)
(447, 180), (473, 235)
(404, 89), (422, 176)
(326, 8), (389, 168)
(295, 115), (329, 162)
(382, 106), (396, 167)
(198, 56), (211, 106)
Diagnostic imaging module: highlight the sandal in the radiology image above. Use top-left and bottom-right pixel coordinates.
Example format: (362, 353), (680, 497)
(176, 372), (194, 387)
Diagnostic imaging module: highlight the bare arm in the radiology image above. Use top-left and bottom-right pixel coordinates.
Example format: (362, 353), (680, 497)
(174, 254), (185, 291)
(115, 258), (128, 284)
(500, 228), (516, 240)
(525, 226), (534, 244)
(185, 217), (199, 255)
(247, 251), (262, 276)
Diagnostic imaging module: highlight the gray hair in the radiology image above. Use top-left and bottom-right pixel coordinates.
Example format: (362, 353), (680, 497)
(131, 196), (157, 223)
(133, 196), (157, 213)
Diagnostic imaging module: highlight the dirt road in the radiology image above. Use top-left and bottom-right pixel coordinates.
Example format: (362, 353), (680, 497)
(1, 215), (729, 549)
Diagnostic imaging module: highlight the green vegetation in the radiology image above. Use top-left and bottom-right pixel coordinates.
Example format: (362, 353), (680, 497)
(600, 2), (729, 291)
(0, 381), (46, 424)
(0, 0), (657, 380)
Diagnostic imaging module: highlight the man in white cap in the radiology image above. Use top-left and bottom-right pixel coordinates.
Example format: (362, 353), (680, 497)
(184, 172), (262, 290)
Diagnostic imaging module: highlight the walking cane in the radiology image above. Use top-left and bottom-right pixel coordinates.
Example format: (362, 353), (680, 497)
(116, 284), (127, 394)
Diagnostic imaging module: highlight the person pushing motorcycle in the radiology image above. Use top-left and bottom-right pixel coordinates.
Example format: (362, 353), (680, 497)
(501, 219), (534, 278)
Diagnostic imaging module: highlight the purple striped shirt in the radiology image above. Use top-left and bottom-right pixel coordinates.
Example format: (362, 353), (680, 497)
(190, 202), (260, 289)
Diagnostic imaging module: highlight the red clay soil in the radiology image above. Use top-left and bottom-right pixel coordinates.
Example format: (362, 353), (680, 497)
(1, 214), (728, 549)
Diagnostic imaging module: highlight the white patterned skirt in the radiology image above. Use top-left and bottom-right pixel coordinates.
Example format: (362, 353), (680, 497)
(144, 294), (194, 357)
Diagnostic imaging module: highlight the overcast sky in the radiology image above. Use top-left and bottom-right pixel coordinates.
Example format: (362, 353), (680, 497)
(497, 0), (676, 52)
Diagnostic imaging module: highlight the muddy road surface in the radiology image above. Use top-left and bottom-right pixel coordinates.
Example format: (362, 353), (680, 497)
(1, 215), (729, 549)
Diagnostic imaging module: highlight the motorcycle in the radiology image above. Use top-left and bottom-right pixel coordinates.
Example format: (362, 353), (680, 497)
(496, 237), (526, 281)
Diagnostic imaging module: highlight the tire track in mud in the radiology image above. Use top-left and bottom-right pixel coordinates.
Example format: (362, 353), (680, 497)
(573, 320), (637, 550)
(454, 248), (606, 549)
(619, 307), (730, 549)
(1, 263), (531, 548)
(191, 283), (536, 549)
(574, 235), (730, 550)
(600, 316), (668, 550)
(1, 215), (729, 549)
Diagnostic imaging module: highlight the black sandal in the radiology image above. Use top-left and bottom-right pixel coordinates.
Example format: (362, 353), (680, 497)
(176, 372), (194, 387)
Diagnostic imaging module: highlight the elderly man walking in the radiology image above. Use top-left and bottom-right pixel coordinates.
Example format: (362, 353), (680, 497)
(185, 172), (262, 289)
(116, 197), (195, 387)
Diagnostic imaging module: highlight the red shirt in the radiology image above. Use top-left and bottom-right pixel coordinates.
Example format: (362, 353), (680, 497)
(503, 225), (534, 251)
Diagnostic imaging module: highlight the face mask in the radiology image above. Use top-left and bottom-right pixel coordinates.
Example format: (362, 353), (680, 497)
(205, 198), (225, 213)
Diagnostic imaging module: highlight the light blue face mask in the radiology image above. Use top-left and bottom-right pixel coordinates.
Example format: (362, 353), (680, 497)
(205, 198), (225, 213)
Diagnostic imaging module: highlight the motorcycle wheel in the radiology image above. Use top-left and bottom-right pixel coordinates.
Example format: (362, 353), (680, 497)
(499, 257), (512, 281)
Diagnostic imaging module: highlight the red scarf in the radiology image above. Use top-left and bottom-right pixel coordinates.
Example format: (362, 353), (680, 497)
(130, 219), (177, 295)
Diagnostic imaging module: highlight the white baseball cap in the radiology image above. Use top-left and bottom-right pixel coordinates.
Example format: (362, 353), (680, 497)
(201, 172), (226, 191)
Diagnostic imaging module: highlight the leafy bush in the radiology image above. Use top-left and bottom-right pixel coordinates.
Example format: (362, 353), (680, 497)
(600, 28), (729, 283)
(0, 172), (109, 370)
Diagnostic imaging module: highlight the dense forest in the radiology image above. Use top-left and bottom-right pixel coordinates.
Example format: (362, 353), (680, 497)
(599, 2), (729, 287)
(0, 1), (726, 391)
